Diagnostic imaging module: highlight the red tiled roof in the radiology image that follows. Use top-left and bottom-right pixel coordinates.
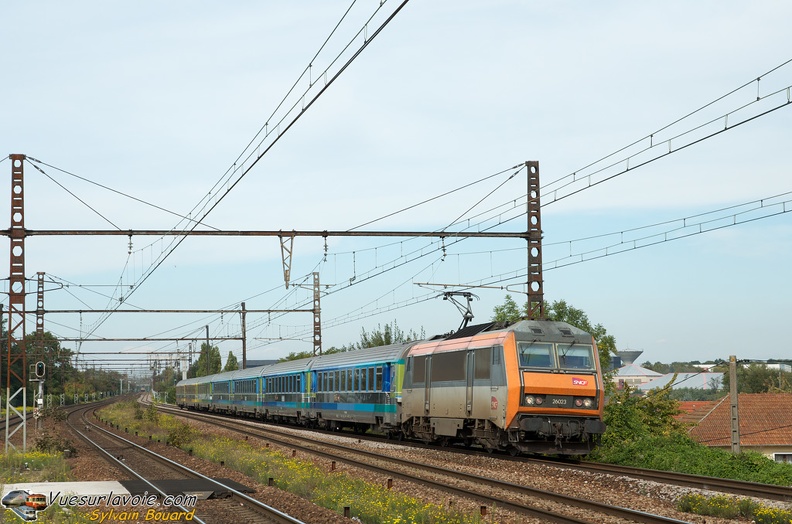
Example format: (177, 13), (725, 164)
(689, 393), (792, 447)
(676, 400), (720, 425)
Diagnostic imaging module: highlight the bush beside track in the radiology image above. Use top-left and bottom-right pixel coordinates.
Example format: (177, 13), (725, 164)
(590, 386), (792, 522)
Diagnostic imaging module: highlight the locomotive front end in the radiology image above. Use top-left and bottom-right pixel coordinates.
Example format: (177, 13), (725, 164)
(506, 321), (607, 455)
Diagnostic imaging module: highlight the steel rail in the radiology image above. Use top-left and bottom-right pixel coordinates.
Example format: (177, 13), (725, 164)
(67, 403), (306, 524)
(156, 403), (689, 524)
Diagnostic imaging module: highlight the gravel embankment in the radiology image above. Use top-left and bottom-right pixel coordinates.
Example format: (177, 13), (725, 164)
(41, 411), (787, 524)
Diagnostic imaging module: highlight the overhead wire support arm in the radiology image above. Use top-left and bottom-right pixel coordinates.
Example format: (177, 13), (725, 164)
(8, 229), (528, 238)
(39, 308), (313, 314)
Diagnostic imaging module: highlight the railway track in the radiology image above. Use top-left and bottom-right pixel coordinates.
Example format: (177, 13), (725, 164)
(524, 456), (792, 503)
(66, 403), (308, 524)
(150, 402), (692, 524)
(153, 399), (792, 504)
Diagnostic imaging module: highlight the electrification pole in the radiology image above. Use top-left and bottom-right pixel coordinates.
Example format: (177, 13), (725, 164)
(6, 154), (28, 452)
(525, 161), (544, 320)
(729, 355), (741, 453)
(240, 302), (247, 369)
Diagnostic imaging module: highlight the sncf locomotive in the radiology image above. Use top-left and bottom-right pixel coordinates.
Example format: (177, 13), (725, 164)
(175, 319), (606, 455)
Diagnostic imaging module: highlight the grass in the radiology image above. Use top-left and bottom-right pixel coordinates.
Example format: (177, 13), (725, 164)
(590, 388), (792, 522)
(99, 402), (485, 523)
(0, 450), (96, 523)
(677, 493), (792, 524)
(589, 430), (792, 486)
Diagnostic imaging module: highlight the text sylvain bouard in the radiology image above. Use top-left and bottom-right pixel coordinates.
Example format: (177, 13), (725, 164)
(89, 508), (196, 522)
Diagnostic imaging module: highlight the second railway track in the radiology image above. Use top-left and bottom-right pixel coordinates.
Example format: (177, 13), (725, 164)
(66, 402), (310, 524)
(148, 400), (699, 524)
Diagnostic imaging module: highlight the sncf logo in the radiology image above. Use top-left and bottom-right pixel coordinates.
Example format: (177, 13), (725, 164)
(572, 377), (588, 386)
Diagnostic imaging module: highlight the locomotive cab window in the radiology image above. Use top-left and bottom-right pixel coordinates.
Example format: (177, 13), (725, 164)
(518, 342), (554, 368)
(558, 344), (595, 370)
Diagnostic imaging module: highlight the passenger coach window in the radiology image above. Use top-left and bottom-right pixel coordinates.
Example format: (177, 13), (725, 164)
(518, 342), (554, 368)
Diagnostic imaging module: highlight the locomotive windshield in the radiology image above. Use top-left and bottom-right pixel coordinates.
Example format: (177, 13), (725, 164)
(558, 344), (595, 370)
(517, 342), (596, 371)
(518, 342), (553, 368)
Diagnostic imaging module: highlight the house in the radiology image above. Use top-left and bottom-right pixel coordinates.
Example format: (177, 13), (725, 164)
(612, 363), (662, 389)
(688, 393), (792, 463)
(637, 372), (723, 393)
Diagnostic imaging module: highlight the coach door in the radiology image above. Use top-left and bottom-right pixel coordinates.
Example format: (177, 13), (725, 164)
(423, 355), (432, 414)
(465, 351), (474, 416)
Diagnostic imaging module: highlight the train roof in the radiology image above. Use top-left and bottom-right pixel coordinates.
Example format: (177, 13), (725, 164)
(309, 343), (411, 370)
(230, 365), (272, 380)
(175, 376), (204, 386)
(176, 369), (237, 387)
(209, 370), (238, 382)
(441, 319), (593, 338)
(263, 357), (314, 376)
(509, 319), (593, 340)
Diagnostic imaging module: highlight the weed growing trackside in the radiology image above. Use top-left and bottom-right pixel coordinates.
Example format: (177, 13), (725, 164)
(591, 385), (792, 521)
(677, 493), (792, 524)
(99, 402), (485, 524)
(1, 451), (96, 523)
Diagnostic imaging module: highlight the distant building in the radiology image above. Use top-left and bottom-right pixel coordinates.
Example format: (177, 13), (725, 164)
(638, 372), (723, 392)
(690, 363), (721, 371)
(617, 349), (643, 365)
(689, 393), (792, 463)
(613, 363), (662, 389)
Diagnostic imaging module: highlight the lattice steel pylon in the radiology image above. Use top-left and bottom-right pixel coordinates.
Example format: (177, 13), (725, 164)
(32, 272), (46, 430)
(6, 154), (28, 452)
(312, 272), (321, 355)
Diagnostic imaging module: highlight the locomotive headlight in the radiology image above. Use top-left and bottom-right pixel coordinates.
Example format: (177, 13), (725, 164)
(525, 395), (535, 405)
(583, 398), (593, 408)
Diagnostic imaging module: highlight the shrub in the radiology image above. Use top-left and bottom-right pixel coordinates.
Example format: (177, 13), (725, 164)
(144, 403), (159, 423)
(166, 422), (197, 448)
(34, 430), (77, 457)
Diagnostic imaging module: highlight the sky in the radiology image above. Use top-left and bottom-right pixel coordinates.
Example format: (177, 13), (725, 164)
(2, 1), (791, 379)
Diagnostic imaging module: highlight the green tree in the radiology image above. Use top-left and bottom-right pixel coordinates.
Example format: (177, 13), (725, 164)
(279, 347), (347, 362)
(357, 321), (423, 348)
(722, 363), (792, 393)
(668, 387), (725, 402)
(491, 296), (617, 370)
(188, 343), (222, 377)
(642, 361), (704, 374)
(492, 295), (522, 323)
(153, 365), (178, 403)
(223, 351), (239, 372)
(278, 321), (425, 362)
(21, 331), (78, 396)
(598, 382), (684, 444)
